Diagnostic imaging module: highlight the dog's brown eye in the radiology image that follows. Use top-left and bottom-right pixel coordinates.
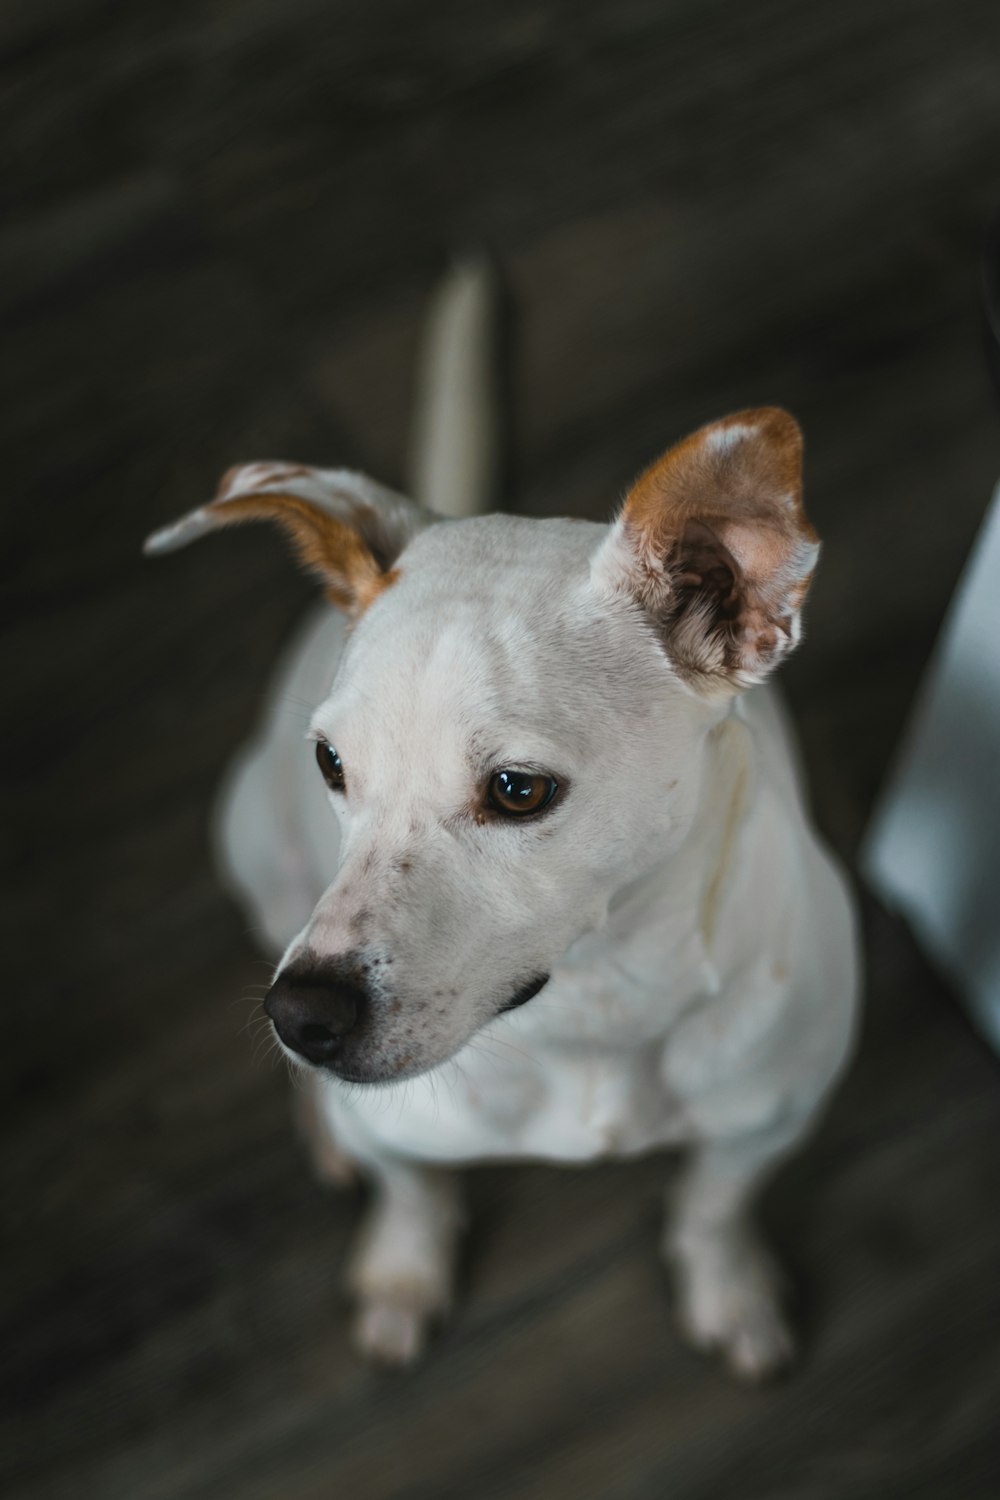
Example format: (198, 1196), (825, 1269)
(487, 769), (558, 817)
(316, 741), (345, 791)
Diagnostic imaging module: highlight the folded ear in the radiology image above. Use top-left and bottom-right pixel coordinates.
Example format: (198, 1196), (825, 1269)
(143, 462), (431, 614)
(591, 408), (819, 693)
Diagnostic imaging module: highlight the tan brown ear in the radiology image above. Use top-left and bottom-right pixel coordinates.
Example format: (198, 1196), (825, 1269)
(143, 462), (430, 614)
(592, 408), (819, 691)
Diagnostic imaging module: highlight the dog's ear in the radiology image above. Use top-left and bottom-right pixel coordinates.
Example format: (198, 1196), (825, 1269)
(592, 408), (818, 693)
(144, 463), (431, 614)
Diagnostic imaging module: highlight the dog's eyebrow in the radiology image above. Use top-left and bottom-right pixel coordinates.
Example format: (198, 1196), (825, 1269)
(480, 754), (559, 775)
(476, 734), (570, 770)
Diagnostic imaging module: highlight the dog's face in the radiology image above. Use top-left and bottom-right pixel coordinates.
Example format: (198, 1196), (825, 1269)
(146, 409), (817, 1083)
(285, 516), (716, 1080)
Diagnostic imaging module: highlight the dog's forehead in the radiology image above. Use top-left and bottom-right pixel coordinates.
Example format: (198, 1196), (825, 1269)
(322, 515), (614, 750)
(401, 513), (605, 607)
(351, 514), (606, 673)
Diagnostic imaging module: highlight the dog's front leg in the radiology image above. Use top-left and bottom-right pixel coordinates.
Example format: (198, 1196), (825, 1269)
(347, 1158), (464, 1367)
(663, 1126), (802, 1382)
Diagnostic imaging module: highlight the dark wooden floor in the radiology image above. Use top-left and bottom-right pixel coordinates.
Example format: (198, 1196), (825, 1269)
(4, 3), (1000, 1496)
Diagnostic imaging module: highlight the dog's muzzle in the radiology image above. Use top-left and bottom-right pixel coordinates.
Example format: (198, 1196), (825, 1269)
(264, 960), (367, 1067)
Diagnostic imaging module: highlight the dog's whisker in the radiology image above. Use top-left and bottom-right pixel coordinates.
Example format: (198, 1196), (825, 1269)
(229, 987), (270, 1013)
(426, 1068), (441, 1126)
(246, 955), (278, 977)
(473, 1032), (541, 1068)
(283, 1053), (308, 1092)
(441, 1054), (473, 1110)
(228, 993), (266, 1016)
(236, 1013), (268, 1043)
(251, 1023), (282, 1068)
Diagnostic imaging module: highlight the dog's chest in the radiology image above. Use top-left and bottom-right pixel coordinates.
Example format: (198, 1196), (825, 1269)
(343, 1039), (689, 1164)
(481, 1041), (690, 1159)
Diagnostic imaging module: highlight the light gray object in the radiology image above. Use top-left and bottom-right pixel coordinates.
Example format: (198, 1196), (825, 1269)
(408, 255), (500, 518)
(864, 480), (1000, 1051)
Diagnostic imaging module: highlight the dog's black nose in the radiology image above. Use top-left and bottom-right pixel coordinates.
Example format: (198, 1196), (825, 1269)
(264, 961), (367, 1066)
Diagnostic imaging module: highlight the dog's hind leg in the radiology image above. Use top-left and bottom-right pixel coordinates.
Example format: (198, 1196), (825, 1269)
(663, 1124), (802, 1382)
(347, 1159), (464, 1367)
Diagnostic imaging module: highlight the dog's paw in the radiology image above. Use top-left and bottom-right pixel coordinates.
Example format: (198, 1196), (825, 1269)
(670, 1237), (795, 1382)
(678, 1280), (795, 1381)
(352, 1290), (436, 1367)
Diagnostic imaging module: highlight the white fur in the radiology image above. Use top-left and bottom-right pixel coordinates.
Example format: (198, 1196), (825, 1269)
(704, 422), (754, 453)
(217, 512), (859, 1376)
(155, 266), (859, 1379)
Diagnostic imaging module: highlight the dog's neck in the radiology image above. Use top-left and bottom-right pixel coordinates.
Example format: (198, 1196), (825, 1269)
(612, 705), (752, 913)
(552, 704), (757, 1013)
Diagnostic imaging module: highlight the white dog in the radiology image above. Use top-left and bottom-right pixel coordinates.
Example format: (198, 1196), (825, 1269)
(146, 265), (859, 1381)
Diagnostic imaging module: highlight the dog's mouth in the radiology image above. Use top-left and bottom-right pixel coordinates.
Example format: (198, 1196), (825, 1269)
(498, 973), (550, 1013)
(338, 974), (551, 1084)
(271, 971), (552, 1086)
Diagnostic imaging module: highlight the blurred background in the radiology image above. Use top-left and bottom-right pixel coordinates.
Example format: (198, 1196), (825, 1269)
(4, 3), (1000, 1497)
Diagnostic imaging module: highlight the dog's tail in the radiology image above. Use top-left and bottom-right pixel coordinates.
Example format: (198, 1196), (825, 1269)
(409, 255), (501, 519)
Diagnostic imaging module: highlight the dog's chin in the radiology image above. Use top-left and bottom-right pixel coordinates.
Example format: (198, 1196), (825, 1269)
(318, 1051), (447, 1087)
(318, 1061), (394, 1086)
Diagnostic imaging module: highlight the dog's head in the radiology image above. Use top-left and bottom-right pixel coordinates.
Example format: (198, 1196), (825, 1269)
(146, 409), (817, 1083)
